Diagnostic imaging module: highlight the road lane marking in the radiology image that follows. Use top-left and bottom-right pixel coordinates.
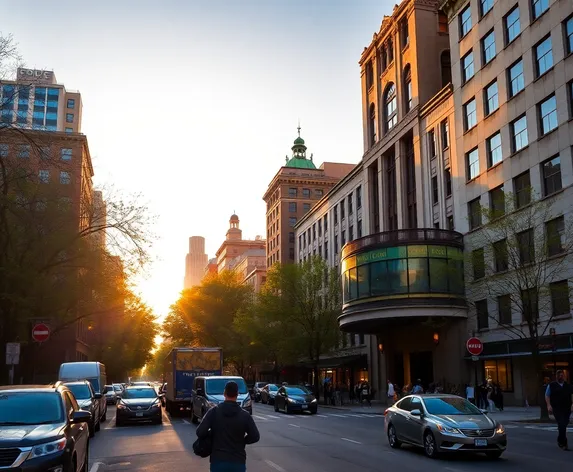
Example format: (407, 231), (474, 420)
(104, 412), (117, 429)
(316, 414), (329, 417)
(182, 419), (190, 424)
(329, 414), (349, 418)
(89, 462), (104, 472)
(253, 415), (268, 420)
(341, 437), (362, 444)
(288, 424), (300, 428)
(265, 460), (287, 472)
(266, 415), (281, 419)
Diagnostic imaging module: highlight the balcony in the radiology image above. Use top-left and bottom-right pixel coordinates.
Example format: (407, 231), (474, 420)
(339, 229), (467, 334)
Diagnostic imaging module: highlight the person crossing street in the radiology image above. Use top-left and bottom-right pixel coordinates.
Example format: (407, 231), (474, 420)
(545, 370), (573, 450)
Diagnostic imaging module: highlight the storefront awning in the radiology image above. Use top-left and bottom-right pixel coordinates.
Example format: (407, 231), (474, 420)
(464, 334), (573, 360)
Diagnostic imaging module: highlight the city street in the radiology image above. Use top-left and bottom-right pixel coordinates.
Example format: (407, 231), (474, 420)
(89, 404), (573, 472)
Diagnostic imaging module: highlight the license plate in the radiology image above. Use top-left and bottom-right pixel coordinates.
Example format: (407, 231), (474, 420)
(301, 405), (308, 409)
(474, 438), (488, 447)
(136, 412), (144, 417)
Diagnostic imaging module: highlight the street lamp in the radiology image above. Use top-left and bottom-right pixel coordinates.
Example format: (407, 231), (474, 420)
(433, 333), (440, 345)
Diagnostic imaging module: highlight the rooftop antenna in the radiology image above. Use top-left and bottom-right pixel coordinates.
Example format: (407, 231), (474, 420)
(297, 119), (301, 137)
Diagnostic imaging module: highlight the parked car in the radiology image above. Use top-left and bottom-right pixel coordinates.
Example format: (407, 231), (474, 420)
(116, 386), (163, 426)
(384, 394), (507, 459)
(0, 383), (91, 471)
(104, 385), (118, 405)
(253, 382), (268, 403)
(274, 385), (317, 414)
(260, 384), (280, 405)
(191, 376), (252, 424)
(112, 383), (124, 398)
(63, 380), (102, 437)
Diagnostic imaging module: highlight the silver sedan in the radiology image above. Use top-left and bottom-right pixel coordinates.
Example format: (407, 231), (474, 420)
(385, 394), (507, 459)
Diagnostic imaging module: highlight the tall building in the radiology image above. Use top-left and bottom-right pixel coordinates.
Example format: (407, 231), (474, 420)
(441, 0), (573, 404)
(184, 236), (208, 289)
(215, 214), (266, 273)
(263, 127), (355, 267)
(1, 68), (82, 133)
(92, 190), (106, 249)
(232, 248), (267, 294)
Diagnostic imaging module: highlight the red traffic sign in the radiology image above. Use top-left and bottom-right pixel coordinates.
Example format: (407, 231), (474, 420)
(32, 323), (50, 343)
(466, 337), (483, 356)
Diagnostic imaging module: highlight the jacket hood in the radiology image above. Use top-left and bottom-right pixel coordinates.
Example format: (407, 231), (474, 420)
(219, 401), (242, 417)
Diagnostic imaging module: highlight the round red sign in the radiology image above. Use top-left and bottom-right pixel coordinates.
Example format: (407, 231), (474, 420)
(466, 337), (483, 356)
(32, 323), (50, 343)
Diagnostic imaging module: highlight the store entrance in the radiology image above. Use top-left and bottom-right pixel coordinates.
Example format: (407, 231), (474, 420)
(410, 351), (434, 389)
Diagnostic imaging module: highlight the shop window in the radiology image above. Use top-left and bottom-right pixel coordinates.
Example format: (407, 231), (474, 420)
(484, 359), (513, 391)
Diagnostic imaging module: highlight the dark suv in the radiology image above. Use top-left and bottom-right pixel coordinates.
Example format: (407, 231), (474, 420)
(63, 380), (102, 438)
(0, 383), (91, 471)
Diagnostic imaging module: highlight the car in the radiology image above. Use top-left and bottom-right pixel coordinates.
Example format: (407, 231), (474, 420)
(63, 380), (103, 438)
(260, 384), (279, 405)
(273, 385), (317, 414)
(191, 376), (252, 424)
(384, 394), (507, 459)
(103, 385), (118, 405)
(253, 382), (268, 403)
(129, 381), (151, 387)
(0, 383), (91, 471)
(116, 386), (163, 426)
(112, 383), (124, 398)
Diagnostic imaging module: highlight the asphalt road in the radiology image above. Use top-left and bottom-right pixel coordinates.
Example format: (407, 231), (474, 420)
(88, 404), (573, 472)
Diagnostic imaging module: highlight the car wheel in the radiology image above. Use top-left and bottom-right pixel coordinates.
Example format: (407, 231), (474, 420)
(423, 431), (438, 458)
(387, 424), (401, 449)
(102, 407), (107, 422)
(88, 421), (95, 438)
(80, 442), (89, 472)
(94, 419), (100, 432)
(310, 408), (317, 415)
(116, 418), (123, 427)
(485, 451), (503, 459)
(191, 409), (199, 424)
(274, 402), (279, 412)
(284, 404), (290, 415)
(262, 397), (267, 405)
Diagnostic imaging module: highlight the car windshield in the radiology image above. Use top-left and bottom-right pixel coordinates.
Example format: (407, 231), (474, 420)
(256, 383), (267, 388)
(113, 385), (123, 392)
(104, 386), (113, 393)
(86, 378), (100, 393)
(268, 385), (278, 391)
(66, 384), (92, 400)
(286, 387), (310, 395)
(205, 379), (248, 395)
(0, 392), (64, 425)
(123, 388), (157, 399)
(423, 397), (482, 415)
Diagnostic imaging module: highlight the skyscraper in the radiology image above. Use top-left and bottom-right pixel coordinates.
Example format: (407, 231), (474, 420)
(184, 236), (208, 289)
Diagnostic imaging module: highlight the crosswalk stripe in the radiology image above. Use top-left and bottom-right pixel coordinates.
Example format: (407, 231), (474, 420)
(266, 414), (281, 419)
(329, 414), (350, 418)
(253, 415), (268, 420)
(316, 414), (329, 417)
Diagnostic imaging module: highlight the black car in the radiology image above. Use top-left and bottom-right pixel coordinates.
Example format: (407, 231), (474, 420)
(116, 386), (163, 426)
(63, 380), (102, 437)
(0, 383), (91, 472)
(274, 385), (318, 414)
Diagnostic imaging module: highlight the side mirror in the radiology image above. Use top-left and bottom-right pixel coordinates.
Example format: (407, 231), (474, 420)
(158, 393), (165, 398)
(410, 409), (422, 417)
(71, 410), (92, 424)
(94, 393), (102, 399)
(196, 388), (204, 397)
(480, 409), (489, 415)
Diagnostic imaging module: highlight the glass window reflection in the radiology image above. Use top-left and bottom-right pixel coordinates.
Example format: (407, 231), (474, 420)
(408, 258), (429, 292)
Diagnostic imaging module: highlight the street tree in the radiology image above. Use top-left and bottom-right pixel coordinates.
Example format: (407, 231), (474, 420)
(145, 339), (175, 381)
(465, 190), (573, 418)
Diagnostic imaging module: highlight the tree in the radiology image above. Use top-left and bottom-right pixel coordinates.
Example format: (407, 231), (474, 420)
(466, 191), (573, 418)
(163, 271), (254, 376)
(256, 256), (342, 396)
(145, 339), (175, 381)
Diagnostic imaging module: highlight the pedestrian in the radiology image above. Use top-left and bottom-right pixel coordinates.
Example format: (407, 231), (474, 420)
(545, 370), (573, 450)
(361, 382), (371, 406)
(465, 383), (475, 405)
(196, 381), (260, 472)
(387, 379), (395, 405)
(411, 379), (423, 394)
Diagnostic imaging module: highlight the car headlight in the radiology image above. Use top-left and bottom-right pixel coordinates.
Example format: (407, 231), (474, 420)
(496, 424), (505, 435)
(152, 399), (162, 408)
(436, 423), (461, 434)
(288, 398), (296, 403)
(117, 402), (127, 409)
(243, 399), (252, 408)
(29, 438), (66, 459)
(311, 399), (317, 403)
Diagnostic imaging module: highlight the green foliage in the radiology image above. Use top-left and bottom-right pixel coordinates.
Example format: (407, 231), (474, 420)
(145, 339), (175, 381)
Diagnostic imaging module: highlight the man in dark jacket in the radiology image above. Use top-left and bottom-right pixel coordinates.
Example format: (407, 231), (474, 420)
(196, 381), (260, 471)
(545, 369), (573, 450)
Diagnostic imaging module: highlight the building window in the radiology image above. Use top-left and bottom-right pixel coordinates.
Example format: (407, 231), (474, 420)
(401, 18), (409, 48)
(18, 144), (30, 158)
(514, 171), (531, 209)
(348, 194), (353, 215)
(315, 189), (323, 197)
(67, 98), (75, 109)
(303, 203), (311, 213)
(460, 5), (472, 38)
(490, 185), (505, 217)
(510, 115), (528, 153)
(431, 176), (439, 205)
(289, 232), (295, 243)
(476, 299), (489, 330)
(349, 225), (354, 241)
(482, 30), (496, 64)
(324, 215), (328, 232)
(444, 168), (452, 197)
(357, 220), (362, 238)
(542, 155), (562, 196)
(289, 217), (297, 227)
(485, 359), (513, 391)
(546, 216), (565, 257)
(289, 202), (297, 213)
(368, 103), (377, 146)
(356, 186), (362, 209)
(387, 38), (394, 63)
(289, 248), (295, 260)
(486, 132), (502, 168)
(66, 113), (74, 123)
(521, 287), (538, 322)
(0, 144), (8, 157)
(384, 84), (397, 131)
(535, 36), (553, 77)
(566, 16), (573, 55)
(484, 81), (499, 116)
(493, 239), (509, 272)
(505, 6), (521, 44)
(340, 201), (345, 220)
(65, 127), (73, 133)
(365, 60), (374, 89)
(288, 188), (297, 197)
(461, 51), (475, 84)
(439, 12), (448, 33)
(426, 129), (436, 159)
(508, 59), (525, 97)
(481, 0), (493, 16)
(517, 229), (534, 265)
(404, 65), (412, 112)
(498, 295), (512, 325)
(312, 225), (316, 240)
(60, 171), (71, 185)
(318, 220), (322, 237)
(441, 120), (449, 149)
(302, 188), (310, 198)
(550, 280), (570, 317)
(466, 147), (479, 181)
(60, 148), (72, 160)
(464, 98), (477, 131)
(334, 206), (338, 225)
(538, 95), (558, 135)
(38, 170), (49, 183)
(532, 0), (549, 20)
(441, 50), (452, 87)
(473, 248), (485, 280)
(447, 215), (454, 230)
(341, 230), (346, 246)
(39, 146), (51, 160)
(469, 198), (482, 230)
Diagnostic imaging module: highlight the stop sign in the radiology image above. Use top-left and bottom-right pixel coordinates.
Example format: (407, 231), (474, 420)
(32, 323), (50, 343)
(466, 337), (483, 356)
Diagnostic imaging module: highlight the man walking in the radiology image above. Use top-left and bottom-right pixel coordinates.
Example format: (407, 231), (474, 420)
(545, 370), (573, 450)
(196, 381), (260, 471)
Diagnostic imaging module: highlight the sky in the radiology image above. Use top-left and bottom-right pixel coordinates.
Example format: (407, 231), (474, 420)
(3, 0), (394, 319)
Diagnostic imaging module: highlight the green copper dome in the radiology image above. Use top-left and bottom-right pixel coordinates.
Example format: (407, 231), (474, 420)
(294, 136), (305, 145)
(284, 124), (315, 169)
(285, 156), (317, 169)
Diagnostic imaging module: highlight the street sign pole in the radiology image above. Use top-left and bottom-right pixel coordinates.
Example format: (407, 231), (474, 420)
(6, 342), (21, 385)
(9, 365), (14, 385)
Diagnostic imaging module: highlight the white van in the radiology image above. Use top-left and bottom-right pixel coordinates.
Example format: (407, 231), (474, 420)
(59, 362), (108, 424)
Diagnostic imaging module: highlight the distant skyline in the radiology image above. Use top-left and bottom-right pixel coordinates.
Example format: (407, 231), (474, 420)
(3, 0), (394, 318)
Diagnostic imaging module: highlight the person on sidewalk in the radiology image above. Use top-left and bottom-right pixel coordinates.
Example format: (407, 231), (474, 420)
(545, 370), (573, 451)
(196, 381), (260, 472)
(465, 383), (475, 405)
(387, 380), (395, 405)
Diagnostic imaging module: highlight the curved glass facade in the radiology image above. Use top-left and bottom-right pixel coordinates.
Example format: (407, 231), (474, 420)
(341, 244), (464, 304)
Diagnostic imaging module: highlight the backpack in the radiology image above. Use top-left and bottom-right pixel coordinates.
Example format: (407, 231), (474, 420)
(192, 407), (217, 458)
